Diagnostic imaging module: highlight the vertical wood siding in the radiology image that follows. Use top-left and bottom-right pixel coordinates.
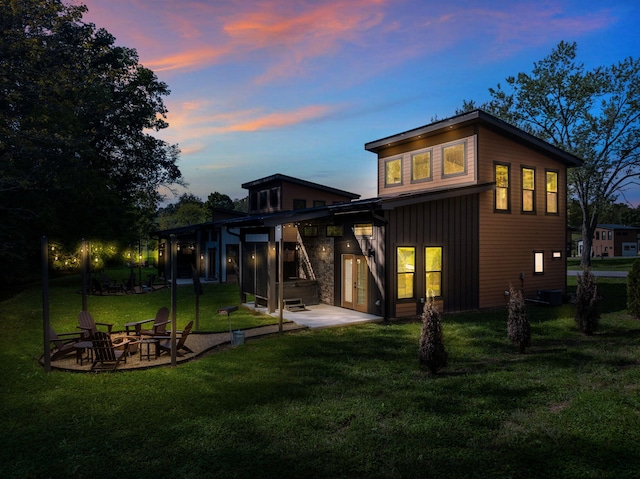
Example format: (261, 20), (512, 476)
(385, 194), (480, 314)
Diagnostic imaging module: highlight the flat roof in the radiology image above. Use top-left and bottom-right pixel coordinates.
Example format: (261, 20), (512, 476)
(241, 173), (360, 199)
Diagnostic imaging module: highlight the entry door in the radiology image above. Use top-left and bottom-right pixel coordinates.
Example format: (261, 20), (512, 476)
(342, 254), (368, 313)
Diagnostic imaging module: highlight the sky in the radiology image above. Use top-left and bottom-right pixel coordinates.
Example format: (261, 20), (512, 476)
(76, 0), (640, 205)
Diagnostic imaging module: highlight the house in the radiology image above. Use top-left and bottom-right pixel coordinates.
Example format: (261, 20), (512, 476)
(580, 224), (640, 257)
(156, 208), (246, 281)
(227, 110), (583, 318)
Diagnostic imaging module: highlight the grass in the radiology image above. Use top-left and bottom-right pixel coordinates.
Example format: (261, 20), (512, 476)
(1, 274), (640, 478)
(567, 256), (638, 271)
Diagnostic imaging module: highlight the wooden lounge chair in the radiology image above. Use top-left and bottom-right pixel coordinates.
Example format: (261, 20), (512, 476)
(138, 307), (170, 336)
(157, 320), (194, 357)
(91, 332), (130, 372)
(77, 311), (113, 340)
(48, 327), (84, 361)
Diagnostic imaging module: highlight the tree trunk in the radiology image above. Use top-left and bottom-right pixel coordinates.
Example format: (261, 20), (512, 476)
(580, 213), (598, 268)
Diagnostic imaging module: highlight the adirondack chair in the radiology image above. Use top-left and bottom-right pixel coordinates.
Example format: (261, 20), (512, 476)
(138, 307), (170, 336)
(157, 321), (194, 357)
(77, 311), (113, 340)
(90, 332), (130, 372)
(48, 327), (84, 361)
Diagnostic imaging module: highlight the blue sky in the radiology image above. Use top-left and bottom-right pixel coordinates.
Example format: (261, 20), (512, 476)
(78, 0), (640, 204)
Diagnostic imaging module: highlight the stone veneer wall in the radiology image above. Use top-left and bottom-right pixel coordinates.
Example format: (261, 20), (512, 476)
(298, 228), (335, 305)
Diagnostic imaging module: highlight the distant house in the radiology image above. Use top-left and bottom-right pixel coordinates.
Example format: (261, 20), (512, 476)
(580, 224), (640, 257)
(226, 110), (583, 318)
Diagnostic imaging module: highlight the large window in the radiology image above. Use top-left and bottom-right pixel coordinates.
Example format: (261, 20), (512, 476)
(412, 150), (431, 182)
(495, 163), (510, 211)
(270, 187), (279, 208)
(546, 170), (558, 214)
(385, 158), (402, 186)
(397, 247), (415, 299)
(425, 247), (443, 298)
(443, 142), (466, 176)
(293, 199), (307, 210)
(522, 167), (536, 213)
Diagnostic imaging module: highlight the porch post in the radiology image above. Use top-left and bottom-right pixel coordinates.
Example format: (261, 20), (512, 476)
(278, 224), (284, 333)
(267, 227), (277, 313)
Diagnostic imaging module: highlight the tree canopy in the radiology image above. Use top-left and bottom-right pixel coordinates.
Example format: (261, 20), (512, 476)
(0, 0), (182, 282)
(460, 41), (640, 266)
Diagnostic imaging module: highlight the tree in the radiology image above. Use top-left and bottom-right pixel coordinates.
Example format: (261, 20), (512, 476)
(627, 260), (640, 320)
(574, 268), (600, 335)
(205, 192), (234, 212)
(461, 42), (640, 267)
(418, 297), (448, 375)
(0, 0), (182, 282)
(157, 193), (208, 229)
(507, 285), (531, 353)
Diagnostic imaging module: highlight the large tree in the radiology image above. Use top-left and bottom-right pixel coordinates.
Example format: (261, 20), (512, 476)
(0, 0), (182, 281)
(461, 41), (640, 266)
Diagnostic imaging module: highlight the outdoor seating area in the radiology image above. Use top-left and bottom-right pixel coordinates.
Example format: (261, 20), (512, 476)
(44, 307), (308, 372)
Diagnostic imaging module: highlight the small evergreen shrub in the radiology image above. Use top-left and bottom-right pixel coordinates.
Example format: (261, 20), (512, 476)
(507, 285), (531, 353)
(418, 297), (448, 375)
(575, 268), (600, 335)
(627, 259), (640, 319)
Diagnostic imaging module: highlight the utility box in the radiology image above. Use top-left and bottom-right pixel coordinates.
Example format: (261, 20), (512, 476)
(232, 330), (245, 346)
(537, 289), (563, 306)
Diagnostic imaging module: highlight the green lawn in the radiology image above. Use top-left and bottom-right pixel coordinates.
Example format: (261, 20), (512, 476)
(567, 256), (638, 271)
(1, 275), (639, 478)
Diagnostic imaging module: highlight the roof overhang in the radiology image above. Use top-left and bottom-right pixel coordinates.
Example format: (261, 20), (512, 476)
(365, 109), (583, 168)
(380, 182), (495, 209)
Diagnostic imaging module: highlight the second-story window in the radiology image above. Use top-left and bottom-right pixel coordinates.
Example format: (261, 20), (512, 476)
(546, 170), (558, 214)
(495, 163), (510, 211)
(522, 167), (536, 213)
(443, 142), (466, 176)
(412, 150), (431, 182)
(293, 199), (307, 210)
(269, 187), (279, 208)
(385, 158), (402, 186)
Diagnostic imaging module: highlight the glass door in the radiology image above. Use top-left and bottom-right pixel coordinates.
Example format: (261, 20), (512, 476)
(342, 254), (368, 312)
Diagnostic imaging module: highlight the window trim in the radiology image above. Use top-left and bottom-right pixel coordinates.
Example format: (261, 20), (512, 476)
(545, 169), (559, 215)
(534, 251), (544, 275)
(384, 157), (403, 187)
(292, 198), (307, 210)
(521, 165), (536, 214)
(425, 246), (443, 299)
(494, 162), (511, 213)
(442, 141), (467, 178)
(396, 246), (415, 300)
(411, 148), (432, 183)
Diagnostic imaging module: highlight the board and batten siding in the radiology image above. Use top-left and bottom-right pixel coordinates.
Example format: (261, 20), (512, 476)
(477, 127), (567, 308)
(385, 194), (480, 315)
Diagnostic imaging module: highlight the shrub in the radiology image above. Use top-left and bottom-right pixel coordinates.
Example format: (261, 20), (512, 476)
(418, 297), (448, 375)
(507, 285), (531, 353)
(627, 259), (640, 319)
(575, 268), (600, 335)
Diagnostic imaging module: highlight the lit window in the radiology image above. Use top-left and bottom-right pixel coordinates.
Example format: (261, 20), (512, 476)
(552, 251), (562, 259)
(546, 171), (558, 214)
(495, 164), (509, 211)
(397, 247), (415, 299)
(522, 167), (535, 212)
(385, 158), (402, 186)
(412, 151), (431, 182)
(534, 251), (544, 274)
(443, 143), (465, 176)
(425, 247), (443, 298)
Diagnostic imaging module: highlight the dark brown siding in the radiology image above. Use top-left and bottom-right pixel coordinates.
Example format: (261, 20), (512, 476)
(477, 127), (568, 307)
(385, 194), (480, 315)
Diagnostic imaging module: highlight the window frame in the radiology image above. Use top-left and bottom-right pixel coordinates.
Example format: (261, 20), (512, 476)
(545, 169), (559, 215)
(521, 166), (536, 214)
(494, 162), (511, 213)
(534, 251), (544, 275)
(425, 246), (443, 299)
(292, 198), (307, 210)
(384, 157), (403, 187)
(326, 225), (343, 237)
(411, 148), (432, 183)
(442, 141), (467, 177)
(396, 246), (415, 300)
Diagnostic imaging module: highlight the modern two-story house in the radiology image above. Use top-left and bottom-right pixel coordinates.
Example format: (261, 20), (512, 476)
(225, 110), (583, 318)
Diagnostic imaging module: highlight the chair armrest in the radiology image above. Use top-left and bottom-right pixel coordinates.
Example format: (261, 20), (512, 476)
(95, 322), (114, 332)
